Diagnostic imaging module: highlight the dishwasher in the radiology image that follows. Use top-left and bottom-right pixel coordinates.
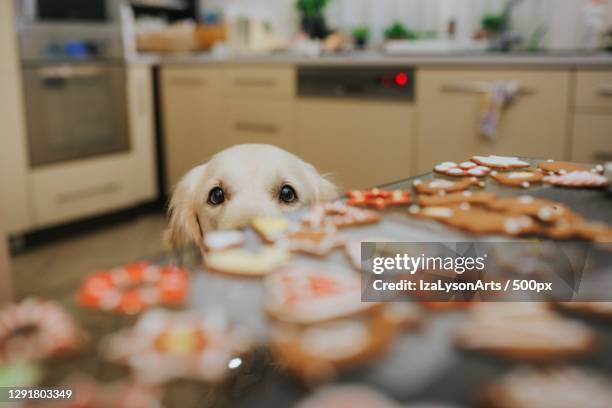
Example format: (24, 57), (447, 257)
(296, 66), (416, 190)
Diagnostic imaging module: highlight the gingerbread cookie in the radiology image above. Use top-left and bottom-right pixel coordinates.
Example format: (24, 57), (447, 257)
(203, 230), (245, 251)
(280, 226), (345, 257)
(486, 195), (576, 223)
(433, 161), (491, 177)
(471, 155), (530, 170)
(455, 303), (597, 362)
(408, 205), (457, 222)
(272, 315), (396, 383)
(264, 264), (379, 324)
(103, 309), (253, 384)
(491, 169), (543, 188)
(538, 159), (604, 175)
(0, 299), (87, 362)
(444, 207), (539, 236)
(413, 177), (480, 195)
(557, 302), (612, 321)
(346, 188), (412, 209)
(252, 216), (291, 243)
(205, 246), (290, 277)
(546, 219), (611, 241)
(418, 191), (497, 207)
(480, 366), (612, 408)
(543, 171), (609, 188)
(302, 202), (380, 229)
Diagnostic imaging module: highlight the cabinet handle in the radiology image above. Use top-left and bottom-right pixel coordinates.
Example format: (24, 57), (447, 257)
(169, 77), (207, 87)
(235, 121), (278, 134)
(597, 85), (612, 97)
(233, 78), (277, 88)
(56, 183), (120, 204)
(441, 82), (534, 95)
(592, 152), (612, 162)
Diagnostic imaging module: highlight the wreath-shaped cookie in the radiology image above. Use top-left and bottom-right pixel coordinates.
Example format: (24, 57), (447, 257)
(78, 262), (188, 315)
(0, 299), (87, 362)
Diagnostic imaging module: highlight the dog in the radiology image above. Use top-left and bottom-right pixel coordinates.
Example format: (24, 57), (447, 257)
(166, 144), (338, 249)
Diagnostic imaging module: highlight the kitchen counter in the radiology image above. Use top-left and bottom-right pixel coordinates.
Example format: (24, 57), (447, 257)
(130, 50), (612, 68)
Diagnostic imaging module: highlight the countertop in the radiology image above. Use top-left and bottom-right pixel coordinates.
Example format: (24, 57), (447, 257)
(130, 50), (612, 68)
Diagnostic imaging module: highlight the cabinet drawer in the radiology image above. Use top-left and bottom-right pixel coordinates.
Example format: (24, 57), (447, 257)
(575, 70), (612, 112)
(571, 113), (612, 163)
(162, 67), (221, 90)
(223, 66), (295, 98)
(30, 156), (138, 227)
(224, 100), (294, 149)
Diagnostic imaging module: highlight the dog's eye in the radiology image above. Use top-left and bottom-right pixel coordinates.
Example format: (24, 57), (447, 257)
(207, 187), (225, 206)
(279, 185), (298, 204)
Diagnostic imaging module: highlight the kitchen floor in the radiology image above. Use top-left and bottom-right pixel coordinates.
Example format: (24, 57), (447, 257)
(11, 213), (168, 300)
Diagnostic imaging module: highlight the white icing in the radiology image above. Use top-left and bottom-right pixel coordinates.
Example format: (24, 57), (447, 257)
(460, 161), (477, 169)
(423, 207), (454, 218)
(473, 155), (529, 168)
(508, 172), (534, 179)
(300, 321), (369, 359)
(429, 180), (453, 188)
(518, 195), (534, 203)
(203, 230), (245, 251)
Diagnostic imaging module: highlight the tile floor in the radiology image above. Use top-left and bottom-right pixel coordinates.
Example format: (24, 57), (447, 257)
(11, 213), (168, 300)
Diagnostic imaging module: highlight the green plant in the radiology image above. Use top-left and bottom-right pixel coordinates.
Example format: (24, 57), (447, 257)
(352, 26), (370, 41)
(384, 21), (416, 40)
(481, 14), (504, 33)
(296, 0), (329, 17)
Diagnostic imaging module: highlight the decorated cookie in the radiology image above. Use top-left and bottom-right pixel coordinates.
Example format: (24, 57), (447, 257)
(103, 309), (253, 384)
(543, 171), (609, 188)
(408, 205), (457, 222)
(78, 262), (189, 315)
(486, 195), (577, 223)
(252, 216), (291, 243)
(538, 159), (604, 175)
(433, 161), (491, 177)
(346, 188), (412, 209)
(302, 202), (380, 229)
(491, 169), (543, 188)
(418, 191), (497, 207)
(264, 264), (379, 324)
(471, 155), (530, 170)
(0, 299), (87, 362)
(272, 315), (396, 383)
(203, 230), (245, 252)
(557, 302), (612, 321)
(546, 219), (611, 242)
(412, 177), (480, 195)
(444, 207), (540, 236)
(480, 366), (612, 408)
(345, 236), (394, 270)
(455, 303), (597, 361)
(205, 246), (290, 277)
(295, 384), (399, 408)
(279, 226), (345, 257)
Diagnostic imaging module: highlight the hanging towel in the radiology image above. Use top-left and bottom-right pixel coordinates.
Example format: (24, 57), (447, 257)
(479, 80), (520, 138)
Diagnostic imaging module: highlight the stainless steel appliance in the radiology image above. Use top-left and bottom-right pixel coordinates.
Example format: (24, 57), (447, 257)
(17, 0), (130, 167)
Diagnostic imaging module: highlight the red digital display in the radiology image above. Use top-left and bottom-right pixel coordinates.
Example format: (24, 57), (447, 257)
(394, 72), (409, 86)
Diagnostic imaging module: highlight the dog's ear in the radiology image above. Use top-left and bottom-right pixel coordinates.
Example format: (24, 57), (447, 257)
(302, 161), (339, 203)
(165, 164), (207, 250)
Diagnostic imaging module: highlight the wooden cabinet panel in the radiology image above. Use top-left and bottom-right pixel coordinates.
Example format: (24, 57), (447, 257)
(416, 69), (570, 172)
(296, 99), (414, 190)
(571, 113), (612, 163)
(161, 67), (226, 191)
(223, 100), (295, 150)
(575, 70), (612, 112)
(222, 65), (295, 99)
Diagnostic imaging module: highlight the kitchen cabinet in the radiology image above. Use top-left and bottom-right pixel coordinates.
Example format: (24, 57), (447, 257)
(0, 0), (32, 235)
(296, 99), (414, 190)
(416, 69), (571, 172)
(161, 67), (225, 191)
(574, 70), (612, 112)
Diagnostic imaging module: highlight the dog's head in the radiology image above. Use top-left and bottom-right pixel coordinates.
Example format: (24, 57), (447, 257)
(165, 144), (338, 249)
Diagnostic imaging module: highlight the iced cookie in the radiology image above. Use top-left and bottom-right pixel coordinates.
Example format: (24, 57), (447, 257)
(480, 366), (612, 408)
(280, 226), (345, 257)
(546, 220), (611, 242)
(491, 169), (543, 188)
(486, 196), (576, 223)
(444, 207), (539, 236)
(455, 303), (597, 362)
(417, 191), (497, 207)
(433, 161), (491, 177)
(252, 216), (291, 243)
(205, 246), (290, 277)
(203, 230), (245, 251)
(538, 160), (604, 175)
(302, 202), (380, 229)
(471, 155), (530, 170)
(412, 177), (479, 195)
(264, 264), (379, 324)
(543, 171), (609, 188)
(102, 309), (253, 384)
(408, 205), (457, 222)
(347, 188), (412, 210)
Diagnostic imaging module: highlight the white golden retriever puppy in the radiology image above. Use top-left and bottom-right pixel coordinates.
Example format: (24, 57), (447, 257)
(166, 144), (338, 248)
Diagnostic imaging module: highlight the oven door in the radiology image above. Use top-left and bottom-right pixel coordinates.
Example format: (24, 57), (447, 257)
(23, 63), (130, 167)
